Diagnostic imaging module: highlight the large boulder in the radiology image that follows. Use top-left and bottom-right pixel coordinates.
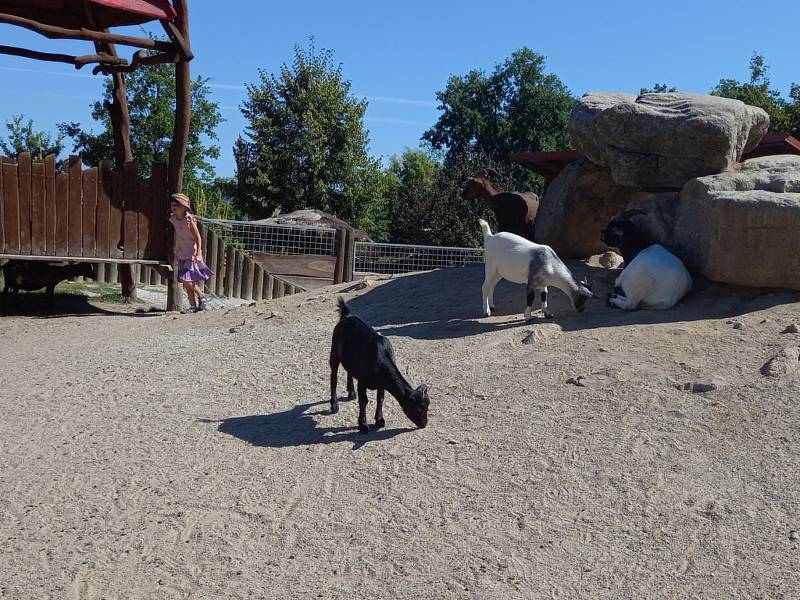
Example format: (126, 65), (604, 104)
(628, 155), (800, 290)
(675, 155), (800, 289)
(571, 92), (770, 188)
(535, 158), (634, 257)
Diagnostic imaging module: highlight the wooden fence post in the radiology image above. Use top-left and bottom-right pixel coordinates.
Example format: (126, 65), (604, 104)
(333, 228), (346, 284)
(206, 228), (218, 293)
(215, 235), (225, 296)
(253, 265), (264, 301)
(343, 228), (355, 283)
(233, 250), (244, 299)
(224, 245), (235, 297)
(241, 255), (254, 301)
(264, 273), (274, 300)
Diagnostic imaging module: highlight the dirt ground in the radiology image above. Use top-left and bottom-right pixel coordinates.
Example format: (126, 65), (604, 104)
(1, 261), (799, 599)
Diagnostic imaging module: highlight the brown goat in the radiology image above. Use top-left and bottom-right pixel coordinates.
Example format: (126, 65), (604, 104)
(461, 175), (539, 240)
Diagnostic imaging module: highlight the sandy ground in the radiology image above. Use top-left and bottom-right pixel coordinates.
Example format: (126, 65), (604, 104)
(1, 260), (799, 599)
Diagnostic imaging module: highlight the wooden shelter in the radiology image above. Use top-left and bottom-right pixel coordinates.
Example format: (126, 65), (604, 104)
(511, 133), (800, 192)
(0, 0), (193, 310)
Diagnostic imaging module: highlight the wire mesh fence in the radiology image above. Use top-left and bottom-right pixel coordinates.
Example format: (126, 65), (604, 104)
(353, 241), (484, 275)
(196, 217), (337, 256)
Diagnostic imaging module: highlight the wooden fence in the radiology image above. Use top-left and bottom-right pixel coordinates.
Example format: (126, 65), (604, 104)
(0, 153), (168, 263)
(89, 221), (303, 301)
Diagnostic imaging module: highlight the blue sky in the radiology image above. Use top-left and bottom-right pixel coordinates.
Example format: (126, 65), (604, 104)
(1, 0), (798, 177)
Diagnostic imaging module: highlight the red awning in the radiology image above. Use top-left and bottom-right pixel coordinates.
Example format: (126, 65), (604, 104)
(0, 0), (176, 29)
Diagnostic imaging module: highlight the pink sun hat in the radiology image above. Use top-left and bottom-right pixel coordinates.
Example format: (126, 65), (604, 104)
(170, 193), (191, 210)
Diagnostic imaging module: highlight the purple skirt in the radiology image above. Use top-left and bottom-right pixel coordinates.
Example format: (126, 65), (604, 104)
(177, 259), (214, 283)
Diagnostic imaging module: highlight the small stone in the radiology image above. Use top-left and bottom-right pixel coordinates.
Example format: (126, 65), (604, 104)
(678, 376), (726, 394)
(598, 347), (609, 353)
(599, 251), (624, 269)
(790, 530), (799, 542)
(522, 331), (536, 345)
(229, 327), (241, 334)
(249, 302), (257, 307)
(446, 440), (458, 445)
(732, 321), (745, 330)
(566, 376), (586, 387)
(782, 323), (799, 334)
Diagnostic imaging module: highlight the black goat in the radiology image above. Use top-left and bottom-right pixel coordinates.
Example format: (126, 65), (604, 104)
(329, 297), (429, 433)
(1, 260), (95, 304)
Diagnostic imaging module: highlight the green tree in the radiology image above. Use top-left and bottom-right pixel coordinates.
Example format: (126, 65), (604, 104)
(384, 148), (441, 243)
(640, 83), (678, 94)
(423, 47), (575, 193)
(233, 41), (386, 237)
(711, 53), (795, 134)
(59, 63), (222, 184)
(0, 115), (64, 160)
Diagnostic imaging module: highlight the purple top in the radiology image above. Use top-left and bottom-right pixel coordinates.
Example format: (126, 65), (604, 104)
(170, 213), (198, 261)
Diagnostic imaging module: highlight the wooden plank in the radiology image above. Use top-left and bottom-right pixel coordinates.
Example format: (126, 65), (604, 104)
(273, 278), (285, 299)
(0, 253), (169, 266)
(264, 273), (274, 300)
(149, 163), (167, 261)
(67, 156), (82, 257)
(122, 161), (138, 260)
(137, 177), (151, 260)
(333, 228), (346, 284)
(206, 228), (218, 293)
(44, 154), (56, 255)
(30, 160), (46, 256)
(216, 236), (225, 296)
(223, 245), (235, 297)
(253, 253), (337, 281)
(233, 250), (244, 299)
(241, 255), (254, 301)
(107, 262), (118, 284)
(109, 169), (124, 259)
(82, 167), (98, 258)
(253, 266), (263, 301)
(95, 160), (113, 258)
(17, 152), (32, 255)
(94, 262), (106, 283)
(55, 171), (69, 256)
(2, 161), (20, 254)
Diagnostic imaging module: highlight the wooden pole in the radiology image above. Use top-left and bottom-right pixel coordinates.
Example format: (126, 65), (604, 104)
(333, 228), (346, 284)
(233, 251), (244, 299)
(206, 228), (218, 293)
(215, 236), (225, 296)
(224, 245), (235, 297)
(264, 273), (274, 300)
(166, 0), (192, 312)
(253, 266), (264, 301)
(241, 255), (255, 301)
(343, 229), (355, 283)
(0, 45), (126, 69)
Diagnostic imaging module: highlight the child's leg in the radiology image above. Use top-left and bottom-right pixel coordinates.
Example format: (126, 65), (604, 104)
(183, 282), (197, 307)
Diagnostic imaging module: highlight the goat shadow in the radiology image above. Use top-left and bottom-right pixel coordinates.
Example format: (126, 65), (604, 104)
(202, 400), (414, 451)
(0, 292), (162, 319)
(347, 264), (800, 340)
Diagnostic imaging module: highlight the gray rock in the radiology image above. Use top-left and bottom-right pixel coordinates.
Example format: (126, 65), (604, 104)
(790, 530), (799, 542)
(732, 321), (745, 330)
(571, 92), (769, 187)
(675, 156), (800, 289)
(783, 323), (800, 334)
(762, 347), (800, 377)
(535, 158), (635, 257)
(599, 251), (623, 269)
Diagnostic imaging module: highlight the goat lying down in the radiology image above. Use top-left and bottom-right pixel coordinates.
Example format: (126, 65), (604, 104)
(600, 209), (692, 311)
(329, 298), (429, 433)
(480, 219), (593, 320)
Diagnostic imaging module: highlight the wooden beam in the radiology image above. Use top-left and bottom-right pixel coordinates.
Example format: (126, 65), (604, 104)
(0, 45), (127, 69)
(160, 20), (193, 60)
(93, 50), (178, 75)
(0, 12), (177, 53)
(0, 254), (172, 267)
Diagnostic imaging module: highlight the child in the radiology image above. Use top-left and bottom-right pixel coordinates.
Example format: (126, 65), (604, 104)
(169, 193), (214, 313)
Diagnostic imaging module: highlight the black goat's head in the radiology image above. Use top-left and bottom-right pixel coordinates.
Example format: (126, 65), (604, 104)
(401, 384), (430, 429)
(573, 277), (596, 312)
(600, 209), (647, 248)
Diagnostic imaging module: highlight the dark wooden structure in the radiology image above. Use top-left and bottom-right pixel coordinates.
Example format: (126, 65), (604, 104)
(1, 152), (167, 263)
(0, 0), (193, 311)
(511, 134), (800, 191)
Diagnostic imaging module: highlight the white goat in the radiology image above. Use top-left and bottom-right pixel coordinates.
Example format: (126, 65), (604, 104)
(600, 210), (692, 311)
(480, 219), (594, 320)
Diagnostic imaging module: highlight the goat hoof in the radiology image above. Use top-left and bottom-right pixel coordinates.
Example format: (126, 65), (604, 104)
(347, 393), (355, 401)
(330, 402), (339, 414)
(358, 424), (369, 434)
(374, 418), (385, 430)
(544, 312), (554, 319)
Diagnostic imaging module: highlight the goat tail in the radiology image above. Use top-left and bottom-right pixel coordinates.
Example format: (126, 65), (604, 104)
(336, 296), (350, 319)
(478, 219), (492, 238)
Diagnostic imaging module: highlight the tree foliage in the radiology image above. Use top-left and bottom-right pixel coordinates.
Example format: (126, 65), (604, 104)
(423, 48), (575, 193)
(233, 41), (386, 237)
(640, 83), (678, 94)
(711, 53), (799, 136)
(59, 62), (223, 184)
(385, 148), (510, 247)
(0, 115), (64, 160)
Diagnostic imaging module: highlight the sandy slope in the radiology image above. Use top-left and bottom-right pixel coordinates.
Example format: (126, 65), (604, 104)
(1, 262), (799, 599)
